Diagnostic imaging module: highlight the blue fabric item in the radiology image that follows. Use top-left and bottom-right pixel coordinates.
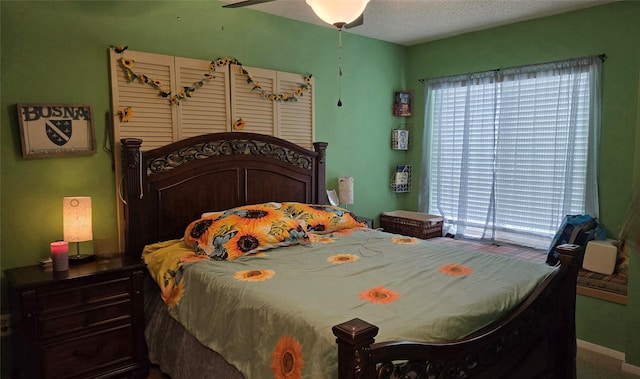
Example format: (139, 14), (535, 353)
(545, 214), (606, 265)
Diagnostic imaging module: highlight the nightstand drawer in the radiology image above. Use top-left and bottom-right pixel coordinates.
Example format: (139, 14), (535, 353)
(42, 324), (135, 379)
(38, 276), (131, 314)
(39, 299), (132, 339)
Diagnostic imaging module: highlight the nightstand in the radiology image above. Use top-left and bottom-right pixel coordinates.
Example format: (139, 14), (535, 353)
(5, 255), (148, 379)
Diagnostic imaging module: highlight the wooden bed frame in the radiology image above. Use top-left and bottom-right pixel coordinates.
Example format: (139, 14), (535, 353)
(121, 132), (580, 379)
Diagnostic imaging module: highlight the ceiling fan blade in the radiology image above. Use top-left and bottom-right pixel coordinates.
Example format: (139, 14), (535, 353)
(344, 13), (364, 29)
(223, 0), (276, 8)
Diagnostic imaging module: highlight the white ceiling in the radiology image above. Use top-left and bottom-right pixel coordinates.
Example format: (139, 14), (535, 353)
(221, 0), (614, 46)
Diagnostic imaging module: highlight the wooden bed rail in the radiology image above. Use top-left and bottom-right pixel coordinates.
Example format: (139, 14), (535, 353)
(333, 246), (582, 379)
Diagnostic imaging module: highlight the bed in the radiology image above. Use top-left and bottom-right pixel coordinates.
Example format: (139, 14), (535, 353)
(120, 132), (581, 379)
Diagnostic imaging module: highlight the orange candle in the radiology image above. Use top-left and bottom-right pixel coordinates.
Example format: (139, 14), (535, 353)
(50, 241), (69, 271)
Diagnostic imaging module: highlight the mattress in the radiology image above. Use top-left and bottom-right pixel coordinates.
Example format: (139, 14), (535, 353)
(143, 227), (555, 379)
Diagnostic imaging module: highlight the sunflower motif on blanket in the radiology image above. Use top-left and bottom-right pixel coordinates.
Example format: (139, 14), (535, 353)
(282, 202), (366, 234)
(308, 234), (335, 243)
(359, 286), (400, 304)
(271, 335), (305, 379)
(327, 253), (359, 264)
(161, 279), (185, 307)
(391, 236), (419, 244)
(220, 203), (282, 226)
(234, 269), (275, 282)
(142, 240), (210, 308)
(183, 203), (309, 260)
(439, 263), (474, 276)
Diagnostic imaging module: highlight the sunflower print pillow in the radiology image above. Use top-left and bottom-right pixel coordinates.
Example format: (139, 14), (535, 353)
(184, 203), (308, 260)
(282, 202), (367, 234)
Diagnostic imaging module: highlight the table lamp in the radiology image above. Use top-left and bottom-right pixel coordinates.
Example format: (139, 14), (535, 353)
(63, 196), (94, 263)
(338, 176), (354, 208)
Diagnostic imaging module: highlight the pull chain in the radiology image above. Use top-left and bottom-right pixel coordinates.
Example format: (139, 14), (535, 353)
(337, 28), (343, 107)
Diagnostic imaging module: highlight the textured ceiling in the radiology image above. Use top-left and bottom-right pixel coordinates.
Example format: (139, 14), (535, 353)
(221, 0), (615, 46)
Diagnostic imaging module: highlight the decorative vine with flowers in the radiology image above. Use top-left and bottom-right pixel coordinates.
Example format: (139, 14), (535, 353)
(113, 46), (312, 123)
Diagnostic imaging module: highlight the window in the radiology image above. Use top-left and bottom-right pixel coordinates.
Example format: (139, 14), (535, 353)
(419, 56), (602, 249)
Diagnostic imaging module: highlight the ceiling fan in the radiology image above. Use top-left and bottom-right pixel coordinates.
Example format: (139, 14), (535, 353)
(224, 0), (370, 107)
(222, 0), (365, 29)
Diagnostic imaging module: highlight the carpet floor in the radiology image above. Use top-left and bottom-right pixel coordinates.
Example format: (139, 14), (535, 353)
(577, 347), (639, 379)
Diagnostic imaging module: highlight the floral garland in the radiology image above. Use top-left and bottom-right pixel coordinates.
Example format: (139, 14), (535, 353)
(113, 46), (312, 116)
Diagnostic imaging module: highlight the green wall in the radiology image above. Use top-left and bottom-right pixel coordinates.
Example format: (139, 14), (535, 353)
(2, 0), (639, 373)
(405, 1), (640, 367)
(0, 0), (407, 271)
(0, 3), (406, 373)
(625, 59), (640, 368)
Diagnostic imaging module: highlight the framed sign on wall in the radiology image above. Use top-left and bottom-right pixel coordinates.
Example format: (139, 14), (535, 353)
(17, 103), (96, 158)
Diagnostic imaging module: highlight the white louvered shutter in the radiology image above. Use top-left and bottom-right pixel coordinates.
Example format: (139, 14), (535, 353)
(277, 72), (314, 149)
(230, 65), (277, 136)
(175, 57), (231, 139)
(109, 49), (177, 151)
(109, 49), (176, 253)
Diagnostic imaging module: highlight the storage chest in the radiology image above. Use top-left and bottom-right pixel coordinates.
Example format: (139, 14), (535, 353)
(380, 210), (443, 239)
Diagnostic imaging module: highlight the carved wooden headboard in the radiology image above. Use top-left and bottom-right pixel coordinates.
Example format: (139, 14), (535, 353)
(120, 132), (327, 258)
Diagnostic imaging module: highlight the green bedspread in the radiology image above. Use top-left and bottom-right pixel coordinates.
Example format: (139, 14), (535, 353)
(143, 228), (555, 379)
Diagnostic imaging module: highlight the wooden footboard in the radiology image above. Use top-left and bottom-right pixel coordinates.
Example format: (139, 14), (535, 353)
(333, 245), (581, 379)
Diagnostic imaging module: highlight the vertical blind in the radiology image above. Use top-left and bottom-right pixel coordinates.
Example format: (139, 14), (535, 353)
(419, 56), (602, 249)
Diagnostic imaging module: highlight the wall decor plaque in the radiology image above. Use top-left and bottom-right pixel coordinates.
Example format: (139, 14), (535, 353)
(17, 103), (96, 158)
(392, 90), (412, 117)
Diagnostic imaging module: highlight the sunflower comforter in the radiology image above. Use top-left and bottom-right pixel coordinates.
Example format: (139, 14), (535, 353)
(143, 203), (555, 379)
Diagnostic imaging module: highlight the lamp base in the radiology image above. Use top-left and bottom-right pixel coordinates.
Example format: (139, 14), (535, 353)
(68, 254), (95, 265)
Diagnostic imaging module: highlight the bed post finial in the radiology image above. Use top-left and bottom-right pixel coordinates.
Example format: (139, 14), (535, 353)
(121, 138), (144, 255)
(333, 318), (378, 379)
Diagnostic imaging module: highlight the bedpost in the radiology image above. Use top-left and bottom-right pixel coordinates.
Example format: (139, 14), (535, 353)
(332, 318), (379, 379)
(553, 244), (584, 379)
(313, 141), (328, 204)
(121, 138), (144, 257)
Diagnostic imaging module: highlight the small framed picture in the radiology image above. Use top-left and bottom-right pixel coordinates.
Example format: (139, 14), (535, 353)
(393, 90), (412, 117)
(17, 103), (96, 158)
